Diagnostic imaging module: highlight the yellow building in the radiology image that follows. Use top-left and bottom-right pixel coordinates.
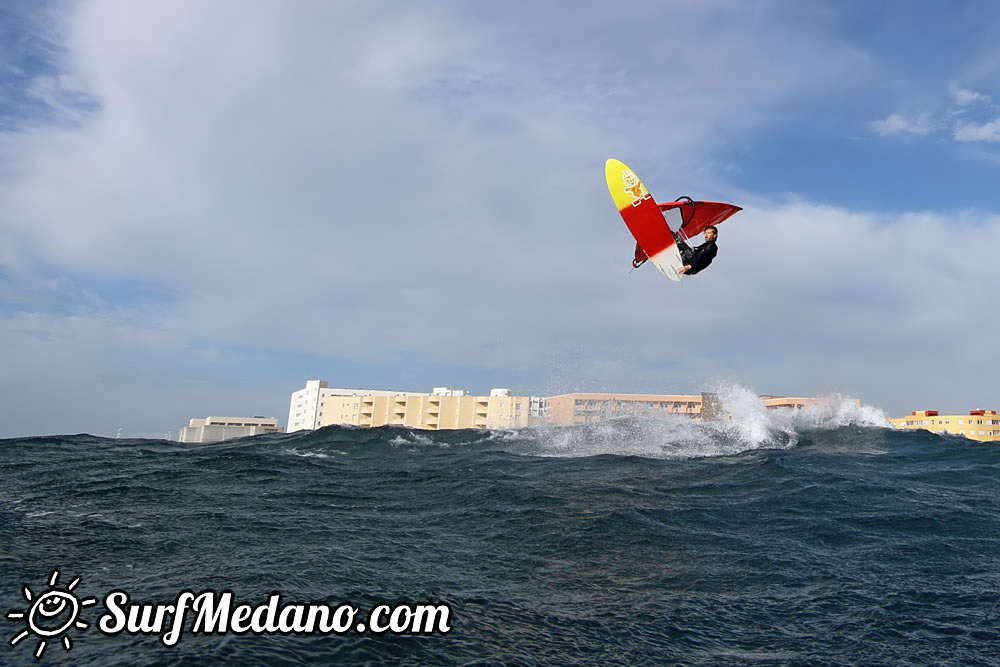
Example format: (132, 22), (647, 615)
(291, 382), (545, 431)
(889, 409), (1000, 442)
(287, 380), (426, 432)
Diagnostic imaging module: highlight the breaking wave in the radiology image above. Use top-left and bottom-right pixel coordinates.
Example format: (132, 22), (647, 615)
(490, 383), (890, 460)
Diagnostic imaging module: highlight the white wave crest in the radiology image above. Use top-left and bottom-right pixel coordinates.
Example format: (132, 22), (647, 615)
(285, 448), (340, 458)
(498, 383), (889, 460)
(389, 432), (446, 448)
(501, 412), (792, 460)
(790, 396), (890, 430)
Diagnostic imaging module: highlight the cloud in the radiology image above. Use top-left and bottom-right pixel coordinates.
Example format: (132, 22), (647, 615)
(873, 85), (1000, 145)
(1, 1), (865, 310)
(955, 118), (1000, 143)
(950, 85), (991, 107)
(947, 84), (1000, 142)
(870, 113), (934, 137)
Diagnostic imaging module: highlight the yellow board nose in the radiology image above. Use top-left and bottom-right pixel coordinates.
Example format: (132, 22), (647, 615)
(605, 158), (650, 212)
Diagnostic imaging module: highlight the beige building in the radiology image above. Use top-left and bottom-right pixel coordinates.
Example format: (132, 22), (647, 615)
(547, 392), (705, 424)
(179, 416), (283, 443)
(289, 381), (545, 431)
(889, 409), (1000, 442)
(546, 392), (816, 425)
(759, 396), (819, 411)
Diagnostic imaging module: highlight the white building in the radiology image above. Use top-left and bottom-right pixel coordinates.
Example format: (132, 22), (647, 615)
(178, 416), (283, 443)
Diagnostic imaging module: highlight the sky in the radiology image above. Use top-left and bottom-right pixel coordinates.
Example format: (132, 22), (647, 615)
(2, 0), (999, 438)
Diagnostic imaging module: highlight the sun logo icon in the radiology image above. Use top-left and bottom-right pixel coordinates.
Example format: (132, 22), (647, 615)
(6, 569), (97, 659)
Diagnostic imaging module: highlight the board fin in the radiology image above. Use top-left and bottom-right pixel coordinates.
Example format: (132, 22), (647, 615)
(632, 243), (648, 268)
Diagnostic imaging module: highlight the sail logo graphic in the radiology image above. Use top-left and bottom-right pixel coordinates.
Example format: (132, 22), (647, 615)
(621, 168), (650, 207)
(6, 570), (97, 659)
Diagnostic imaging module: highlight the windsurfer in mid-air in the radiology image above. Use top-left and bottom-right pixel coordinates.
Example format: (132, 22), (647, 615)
(675, 225), (718, 275)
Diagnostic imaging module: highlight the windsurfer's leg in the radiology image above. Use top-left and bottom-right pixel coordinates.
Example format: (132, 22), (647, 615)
(675, 239), (693, 264)
(673, 232), (691, 254)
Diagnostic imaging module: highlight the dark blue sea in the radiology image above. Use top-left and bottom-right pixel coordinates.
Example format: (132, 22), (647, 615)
(2, 393), (999, 665)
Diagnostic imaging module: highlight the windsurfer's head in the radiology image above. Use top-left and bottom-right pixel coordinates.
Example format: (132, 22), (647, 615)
(704, 226), (718, 242)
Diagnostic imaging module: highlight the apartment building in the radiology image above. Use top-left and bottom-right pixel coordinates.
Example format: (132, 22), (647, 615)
(178, 416), (283, 443)
(546, 392), (817, 425)
(287, 380), (427, 432)
(889, 409), (1000, 442)
(547, 392), (705, 424)
(288, 381), (545, 432)
(759, 396), (819, 410)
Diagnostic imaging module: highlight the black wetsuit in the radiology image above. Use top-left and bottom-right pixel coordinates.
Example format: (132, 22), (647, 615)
(675, 236), (717, 275)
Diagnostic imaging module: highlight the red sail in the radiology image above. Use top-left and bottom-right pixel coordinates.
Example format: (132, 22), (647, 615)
(657, 200), (742, 238)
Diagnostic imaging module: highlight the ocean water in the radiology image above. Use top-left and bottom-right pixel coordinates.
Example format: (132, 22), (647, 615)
(2, 389), (1000, 665)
